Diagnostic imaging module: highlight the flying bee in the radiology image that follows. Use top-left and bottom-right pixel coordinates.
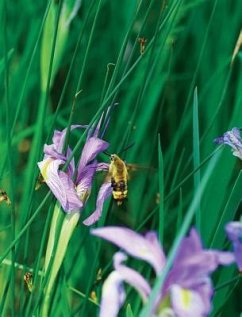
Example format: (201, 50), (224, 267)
(104, 143), (134, 205)
(108, 154), (129, 205)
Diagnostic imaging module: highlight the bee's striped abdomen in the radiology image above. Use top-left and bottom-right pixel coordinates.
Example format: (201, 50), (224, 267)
(111, 178), (128, 205)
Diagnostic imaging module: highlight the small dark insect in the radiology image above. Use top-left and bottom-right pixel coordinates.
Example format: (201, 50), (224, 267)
(24, 272), (33, 292)
(0, 189), (11, 205)
(138, 37), (147, 54)
(35, 173), (45, 190)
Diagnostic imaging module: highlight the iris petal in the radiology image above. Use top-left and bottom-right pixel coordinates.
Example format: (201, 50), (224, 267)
(83, 182), (112, 226)
(91, 226), (166, 273)
(77, 137), (109, 179)
(170, 285), (205, 317)
(38, 158), (83, 212)
(53, 125), (86, 153)
(226, 221), (242, 270)
(100, 271), (125, 317)
(214, 128), (242, 159)
(113, 252), (151, 301)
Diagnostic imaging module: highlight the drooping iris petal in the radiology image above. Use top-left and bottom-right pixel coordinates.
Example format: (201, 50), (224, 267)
(82, 182), (112, 226)
(113, 252), (151, 302)
(170, 285), (206, 317)
(226, 221), (242, 270)
(99, 271), (125, 317)
(38, 158), (83, 212)
(214, 128), (242, 159)
(91, 227), (166, 274)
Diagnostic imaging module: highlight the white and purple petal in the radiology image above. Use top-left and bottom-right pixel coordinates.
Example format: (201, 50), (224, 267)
(77, 137), (109, 179)
(206, 250), (235, 266)
(170, 285), (206, 317)
(214, 128), (242, 159)
(191, 277), (213, 314)
(38, 158), (83, 212)
(43, 143), (67, 161)
(113, 252), (151, 302)
(83, 182), (112, 226)
(100, 271), (125, 317)
(76, 166), (96, 192)
(91, 227), (166, 274)
(96, 162), (110, 171)
(58, 171), (84, 211)
(53, 125), (86, 152)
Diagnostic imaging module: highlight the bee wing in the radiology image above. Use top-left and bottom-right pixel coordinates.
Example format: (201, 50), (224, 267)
(126, 163), (156, 173)
(125, 163), (156, 180)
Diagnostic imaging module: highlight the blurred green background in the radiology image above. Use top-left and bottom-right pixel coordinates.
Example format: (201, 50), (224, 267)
(0, 0), (241, 316)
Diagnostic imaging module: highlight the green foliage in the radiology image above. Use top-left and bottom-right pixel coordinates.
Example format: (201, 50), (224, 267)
(0, 0), (241, 316)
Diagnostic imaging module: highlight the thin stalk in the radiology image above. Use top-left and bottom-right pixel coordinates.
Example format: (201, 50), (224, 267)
(2, 1), (16, 315)
(158, 136), (164, 243)
(192, 87), (201, 232)
(75, 0), (103, 93)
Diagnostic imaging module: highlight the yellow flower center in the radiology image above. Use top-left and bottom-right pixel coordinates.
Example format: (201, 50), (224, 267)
(180, 288), (191, 308)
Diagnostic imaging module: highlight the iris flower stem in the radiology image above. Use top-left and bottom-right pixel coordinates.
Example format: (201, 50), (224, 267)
(44, 204), (63, 271)
(41, 209), (80, 317)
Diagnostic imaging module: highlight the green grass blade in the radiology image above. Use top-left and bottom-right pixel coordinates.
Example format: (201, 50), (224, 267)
(193, 87), (201, 231)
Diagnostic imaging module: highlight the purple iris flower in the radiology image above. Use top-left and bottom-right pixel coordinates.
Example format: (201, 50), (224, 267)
(38, 118), (111, 214)
(214, 128), (242, 159)
(225, 221), (242, 271)
(91, 227), (235, 317)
